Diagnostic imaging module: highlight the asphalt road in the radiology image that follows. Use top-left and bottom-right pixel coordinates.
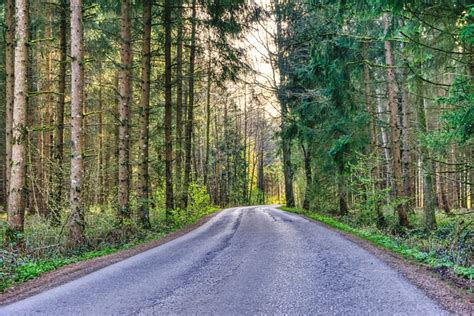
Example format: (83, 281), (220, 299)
(2, 206), (444, 315)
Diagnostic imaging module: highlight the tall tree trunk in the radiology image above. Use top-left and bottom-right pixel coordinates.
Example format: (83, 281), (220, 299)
(164, 0), (174, 212)
(182, 0), (197, 209)
(5, 0), (15, 212)
(51, 0), (68, 225)
(415, 78), (437, 230)
(68, 0), (86, 247)
(242, 88), (249, 204)
(138, 0), (152, 227)
(118, 0), (132, 218)
(276, 0), (295, 207)
(7, 0), (29, 241)
(97, 69), (104, 205)
(399, 37), (413, 203)
(257, 137), (265, 205)
(363, 42), (385, 227)
(175, 0), (184, 204)
(383, 13), (409, 227)
(301, 143), (312, 211)
(204, 37), (212, 187)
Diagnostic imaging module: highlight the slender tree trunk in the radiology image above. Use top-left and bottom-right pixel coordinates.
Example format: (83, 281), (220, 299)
(182, 0), (197, 209)
(175, 0), (184, 204)
(51, 0), (68, 225)
(164, 0), (174, 212)
(118, 0), (132, 218)
(363, 42), (385, 227)
(97, 69), (104, 205)
(257, 137), (265, 205)
(5, 0), (15, 212)
(276, 1), (295, 207)
(415, 78), (437, 230)
(68, 0), (86, 247)
(138, 0), (152, 227)
(399, 42), (413, 203)
(301, 143), (312, 211)
(7, 0), (29, 241)
(383, 13), (409, 227)
(204, 37), (212, 187)
(242, 88), (249, 204)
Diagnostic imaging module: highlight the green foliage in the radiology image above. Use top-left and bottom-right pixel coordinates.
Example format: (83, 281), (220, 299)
(459, 5), (474, 45)
(436, 77), (474, 145)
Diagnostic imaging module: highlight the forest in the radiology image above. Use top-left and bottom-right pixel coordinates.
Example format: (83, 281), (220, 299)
(0, 0), (473, 292)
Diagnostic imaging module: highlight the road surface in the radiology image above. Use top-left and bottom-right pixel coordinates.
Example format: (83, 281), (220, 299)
(2, 206), (444, 315)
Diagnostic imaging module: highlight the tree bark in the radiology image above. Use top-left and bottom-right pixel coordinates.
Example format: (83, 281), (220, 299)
(5, 0), (15, 212)
(415, 78), (437, 230)
(8, 0), (29, 241)
(182, 0), (197, 209)
(138, 0), (152, 227)
(68, 0), (86, 247)
(399, 37), (413, 203)
(118, 0), (132, 218)
(164, 0), (174, 212)
(363, 41), (385, 227)
(276, 0), (295, 207)
(383, 13), (409, 227)
(301, 143), (312, 211)
(175, 0), (184, 204)
(51, 0), (68, 225)
(204, 37), (212, 187)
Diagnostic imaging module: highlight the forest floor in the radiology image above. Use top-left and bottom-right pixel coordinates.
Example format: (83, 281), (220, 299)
(1, 206), (472, 314)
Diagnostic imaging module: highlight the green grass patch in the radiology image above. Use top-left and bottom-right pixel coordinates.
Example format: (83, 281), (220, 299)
(280, 206), (474, 280)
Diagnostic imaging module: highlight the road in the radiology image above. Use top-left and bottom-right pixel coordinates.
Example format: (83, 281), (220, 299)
(2, 206), (444, 315)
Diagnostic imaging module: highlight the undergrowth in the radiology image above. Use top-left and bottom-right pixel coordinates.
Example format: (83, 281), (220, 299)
(0, 183), (218, 293)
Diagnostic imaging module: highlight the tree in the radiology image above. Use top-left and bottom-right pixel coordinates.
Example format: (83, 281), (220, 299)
(182, 0), (197, 209)
(175, 0), (185, 203)
(51, 0), (68, 225)
(4, 0), (15, 212)
(138, 0), (152, 227)
(275, 0), (295, 207)
(68, 0), (86, 247)
(164, 0), (174, 212)
(383, 13), (409, 227)
(118, 0), (132, 218)
(7, 0), (29, 242)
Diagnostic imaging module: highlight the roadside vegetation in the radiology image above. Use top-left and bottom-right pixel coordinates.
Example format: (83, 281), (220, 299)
(0, 184), (217, 292)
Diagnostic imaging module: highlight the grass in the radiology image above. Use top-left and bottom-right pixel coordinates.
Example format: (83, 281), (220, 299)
(280, 206), (474, 280)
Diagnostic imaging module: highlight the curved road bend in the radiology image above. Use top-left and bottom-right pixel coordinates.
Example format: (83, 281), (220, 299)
(2, 206), (444, 315)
